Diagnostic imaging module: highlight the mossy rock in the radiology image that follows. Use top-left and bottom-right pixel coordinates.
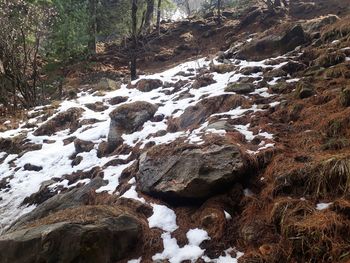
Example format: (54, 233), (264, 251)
(315, 51), (346, 68)
(95, 78), (121, 91)
(324, 65), (350, 78)
(270, 82), (293, 94)
(209, 63), (236, 74)
(295, 82), (314, 99)
(340, 88), (350, 107)
(321, 138), (350, 151)
(225, 83), (255, 94)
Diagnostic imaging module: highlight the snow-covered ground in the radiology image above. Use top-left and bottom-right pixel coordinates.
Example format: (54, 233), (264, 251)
(0, 51), (297, 261)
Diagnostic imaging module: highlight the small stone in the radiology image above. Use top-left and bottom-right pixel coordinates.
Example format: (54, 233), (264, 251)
(74, 139), (94, 153)
(23, 164), (43, 172)
(131, 79), (163, 92)
(107, 96), (128, 105)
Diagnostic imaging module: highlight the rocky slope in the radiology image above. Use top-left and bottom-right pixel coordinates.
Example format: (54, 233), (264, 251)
(1, 2), (350, 263)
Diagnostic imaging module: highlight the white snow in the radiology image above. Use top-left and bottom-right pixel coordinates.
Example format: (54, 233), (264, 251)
(153, 229), (210, 263)
(96, 162), (133, 194)
(316, 202), (333, 210)
(120, 185), (146, 203)
(148, 204), (179, 232)
(187, 228), (210, 246)
(224, 211), (232, 220)
(202, 248), (244, 262)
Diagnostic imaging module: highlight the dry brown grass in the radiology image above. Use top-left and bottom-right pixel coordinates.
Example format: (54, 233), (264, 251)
(271, 154), (350, 200)
(270, 198), (315, 231)
(322, 16), (350, 42)
(305, 155), (350, 198)
(282, 210), (350, 262)
(331, 198), (350, 218)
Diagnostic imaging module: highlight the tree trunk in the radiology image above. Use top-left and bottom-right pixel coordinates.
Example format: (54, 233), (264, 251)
(88, 0), (97, 54)
(156, 0), (162, 35)
(143, 0), (154, 33)
(274, 0), (281, 6)
(217, 0), (222, 25)
(131, 0), (138, 80)
(264, 0), (275, 13)
(184, 0), (191, 16)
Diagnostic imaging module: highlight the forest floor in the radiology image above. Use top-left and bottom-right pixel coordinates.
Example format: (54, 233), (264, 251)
(1, 1), (350, 263)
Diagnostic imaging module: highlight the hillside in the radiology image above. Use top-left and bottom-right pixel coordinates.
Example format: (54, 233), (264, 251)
(1, 1), (350, 262)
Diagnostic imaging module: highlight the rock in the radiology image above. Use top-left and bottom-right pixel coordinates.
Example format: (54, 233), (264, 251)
(192, 74), (216, 89)
(74, 139), (94, 153)
(237, 25), (309, 61)
(302, 15), (340, 34)
(132, 79), (163, 92)
(198, 205), (226, 241)
(263, 68), (287, 78)
(225, 83), (255, 94)
(340, 88), (350, 107)
(240, 219), (272, 245)
(0, 208), (141, 263)
(175, 71), (193, 77)
(175, 43), (193, 54)
(108, 101), (158, 147)
(269, 82), (294, 94)
(0, 176), (12, 191)
(289, 1), (315, 17)
(238, 76), (261, 83)
(295, 82), (314, 99)
(63, 136), (76, 146)
(180, 32), (194, 43)
(107, 96), (128, 105)
(206, 120), (236, 132)
(23, 163), (42, 172)
(8, 178), (105, 232)
(84, 101), (108, 112)
(315, 51), (346, 68)
(96, 78), (121, 91)
(0, 135), (26, 154)
(22, 180), (58, 206)
(281, 61), (306, 75)
(239, 7), (262, 28)
(137, 139), (246, 200)
(72, 156), (83, 166)
(97, 141), (113, 158)
(240, 66), (262, 75)
(34, 108), (84, 136)
(176, 95), (243, 130)
(155, 49), (174, 62)
(209, 62), (236, 74)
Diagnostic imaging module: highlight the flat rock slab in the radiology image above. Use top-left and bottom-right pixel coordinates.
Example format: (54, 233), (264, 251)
(137, 140), (246, 200)
(0, 214), (141, 263)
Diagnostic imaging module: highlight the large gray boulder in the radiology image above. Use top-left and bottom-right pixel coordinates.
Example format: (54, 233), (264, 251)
(236, 25), (309, 61)
(8, 178), (105, 232)
(107, 101), (158, 147)
(137, 140), (246, 200)
(0, 210), (141, 263)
